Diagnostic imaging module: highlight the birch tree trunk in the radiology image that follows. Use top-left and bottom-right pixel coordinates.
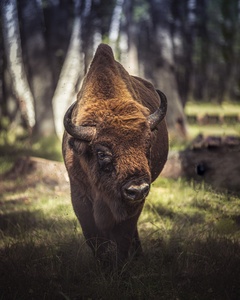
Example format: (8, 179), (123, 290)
(52, 0), (84, 139)
(1, 0), (35, 128)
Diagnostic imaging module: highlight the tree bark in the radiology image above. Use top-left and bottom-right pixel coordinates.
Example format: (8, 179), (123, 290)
(109, 0), (124, 53)
(0, 19), (4, 122)
(19, 0), (55, 137)
(1, 0), (35, 128)
(170, 0), (194, 107)
(123, 0), (140, 76)
(146, 0), (188, 140)
(52, 0), (84, 138)
(43, 0), (72, 90)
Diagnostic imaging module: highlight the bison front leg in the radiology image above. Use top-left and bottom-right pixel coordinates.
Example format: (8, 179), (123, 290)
(131, 228), (143, 257)
(70, 183), (108, 257)
(110, 210), (143, 266)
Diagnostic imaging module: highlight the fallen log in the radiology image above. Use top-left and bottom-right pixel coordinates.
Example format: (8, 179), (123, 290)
(161, 135), (240, 194)
(0, 156), (69, 193)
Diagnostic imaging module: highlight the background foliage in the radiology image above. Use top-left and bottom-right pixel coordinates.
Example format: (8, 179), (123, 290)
(0, 1), (240, 299)
(1, 0), (240, 141)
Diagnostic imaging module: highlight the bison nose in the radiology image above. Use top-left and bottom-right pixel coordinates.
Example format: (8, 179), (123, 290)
(123, 183), (150, 202)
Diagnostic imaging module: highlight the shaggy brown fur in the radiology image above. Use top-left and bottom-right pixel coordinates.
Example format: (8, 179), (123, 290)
(62, 44), (168, 267)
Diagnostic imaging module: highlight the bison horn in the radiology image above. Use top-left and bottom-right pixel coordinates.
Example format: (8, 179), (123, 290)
(63, 101), (96, 141)
(147, 90), (167, 130)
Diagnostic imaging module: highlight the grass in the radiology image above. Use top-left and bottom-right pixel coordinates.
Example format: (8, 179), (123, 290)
(0, 173), (239, 300)
(0, 126), (62, 164)
(0, 134), (62, 177)
(187, 123), (240, 138)
(0, 101), (239, 299)
(185, 100), (240, 117)
(184, 101), (240, 141)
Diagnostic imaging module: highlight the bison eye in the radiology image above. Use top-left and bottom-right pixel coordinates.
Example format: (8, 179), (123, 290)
(97, 151), (109, 161)
(97, 150), (113, 172)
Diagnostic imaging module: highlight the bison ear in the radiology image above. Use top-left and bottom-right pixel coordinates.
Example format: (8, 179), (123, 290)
(147, 90), (167, 130)
(64, 101), (96, 141)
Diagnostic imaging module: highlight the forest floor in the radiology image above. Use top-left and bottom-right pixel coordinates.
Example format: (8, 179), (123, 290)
(0, 155), (240, 300)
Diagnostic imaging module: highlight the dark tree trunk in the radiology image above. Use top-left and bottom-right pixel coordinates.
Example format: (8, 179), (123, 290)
(0, 19), (4, 123)
(43, 0), (73, 90)
(217, 0), (238, 103)
(170, 0), (194, 107)
(82, 0), (95, 71)
(19, 0), (56, 137)
(144, 0), (188, 140)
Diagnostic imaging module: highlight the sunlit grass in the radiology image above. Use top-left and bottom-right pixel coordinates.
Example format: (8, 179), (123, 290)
(0, 156), (15, 175)
(185, 100), (240, 116)
(0, 102), (240, 299)
(0, 174), (239, 299)
(185, 100), (240, 139)
(0, 121), (62, 162)
(187, 123), (240, 139)
(144, 178), (240, 238)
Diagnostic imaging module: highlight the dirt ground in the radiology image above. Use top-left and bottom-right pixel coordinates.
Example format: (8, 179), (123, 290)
(0, 156), (70, 195)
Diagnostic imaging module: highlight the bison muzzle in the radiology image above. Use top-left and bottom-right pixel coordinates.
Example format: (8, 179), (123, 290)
(62, 44), (168, 267)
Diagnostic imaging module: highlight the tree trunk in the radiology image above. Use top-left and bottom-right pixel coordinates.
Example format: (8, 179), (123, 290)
(146, 0), (188, 140)
(152, 27), (188, 140)
(81, 0), (95, 72)
(52, 0), (84, 138)
(1, 0), (35, 128)
(0, 20), (4, 122)
(19, 0), (55, 137)
(109, 0), (124, 52)
(170, 0), (194, 107)
(43, 0), (72, 90)
(123, 0), (140, 76)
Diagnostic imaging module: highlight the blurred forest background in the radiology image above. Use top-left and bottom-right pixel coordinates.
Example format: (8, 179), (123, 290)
(1, 2), (240, 299)
(1, 0), (240, 147)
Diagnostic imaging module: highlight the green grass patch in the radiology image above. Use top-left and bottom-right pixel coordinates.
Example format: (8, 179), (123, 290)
(0, 134), (62, 165)
(0, 156), (15, 175)
(0, 118), (62, 162)
(0, 174), (239, 300)
(185, 101), (240, 139)
(0, 105), (239, 298)
(186, 123), (240, 142)
(185, 101), (240, 116)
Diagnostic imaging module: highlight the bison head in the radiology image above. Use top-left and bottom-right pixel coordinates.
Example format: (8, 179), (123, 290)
(63, 90), (167, 228)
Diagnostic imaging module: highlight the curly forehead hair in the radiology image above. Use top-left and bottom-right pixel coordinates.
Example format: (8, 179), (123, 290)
(75, 97), (150, 132)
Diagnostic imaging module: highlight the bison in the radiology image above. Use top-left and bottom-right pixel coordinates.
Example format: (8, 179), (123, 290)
(62, 44), (168, 266)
